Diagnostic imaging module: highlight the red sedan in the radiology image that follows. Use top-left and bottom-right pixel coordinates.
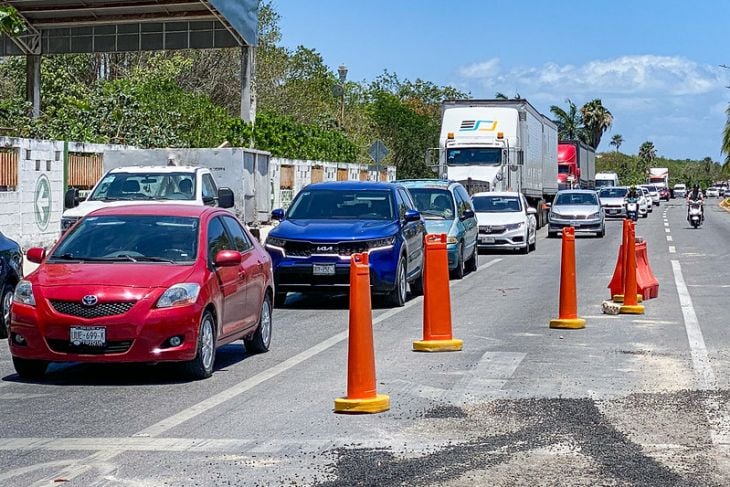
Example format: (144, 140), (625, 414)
(9, 205), (274, 380)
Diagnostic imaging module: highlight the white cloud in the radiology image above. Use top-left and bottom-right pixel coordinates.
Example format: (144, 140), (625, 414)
(457, 58), (500, 79)
(458, 55), (728, 97)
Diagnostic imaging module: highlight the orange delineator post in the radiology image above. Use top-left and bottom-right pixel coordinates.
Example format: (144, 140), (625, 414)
(413, 234), (463, 352)
(549, 227), (585, 329)
(334, 253), (390, 413)
(619, 221), (645, 314)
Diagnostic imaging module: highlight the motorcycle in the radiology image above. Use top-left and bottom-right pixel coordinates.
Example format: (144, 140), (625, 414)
(625, 198), (639, 222)
(688, 200), (703, 228)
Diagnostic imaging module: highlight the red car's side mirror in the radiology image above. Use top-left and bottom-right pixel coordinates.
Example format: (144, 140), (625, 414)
(27, 247), (46, 264)
(214, 250), (241, 267)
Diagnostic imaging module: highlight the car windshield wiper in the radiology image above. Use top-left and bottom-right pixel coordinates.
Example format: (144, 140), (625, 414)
(134, 256), (176, 263)
(419, 210), (448, 218)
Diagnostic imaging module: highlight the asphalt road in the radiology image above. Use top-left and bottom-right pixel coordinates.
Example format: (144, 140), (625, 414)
(1, 198), (729, 486)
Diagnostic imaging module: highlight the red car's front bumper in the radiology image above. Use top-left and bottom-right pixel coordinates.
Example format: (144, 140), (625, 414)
(10, 294), (203, 364)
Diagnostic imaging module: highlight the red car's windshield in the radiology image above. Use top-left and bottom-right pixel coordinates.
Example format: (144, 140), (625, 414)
(50, 215), (199, 264)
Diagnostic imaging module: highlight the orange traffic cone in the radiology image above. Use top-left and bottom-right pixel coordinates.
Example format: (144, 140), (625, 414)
(413, 234), (463, 352)
(619, 221), (645, 314)
(549, 227), (586, 329)
(334, 253), (390, 414)
(612, 219), (642, 304)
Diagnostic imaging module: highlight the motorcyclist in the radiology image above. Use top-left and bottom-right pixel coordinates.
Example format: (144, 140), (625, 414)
(625, 186), (640, 220)
(686, 183), (704, 222)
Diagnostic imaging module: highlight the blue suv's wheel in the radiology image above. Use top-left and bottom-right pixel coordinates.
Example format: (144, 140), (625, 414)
(388, 256), (407, 307)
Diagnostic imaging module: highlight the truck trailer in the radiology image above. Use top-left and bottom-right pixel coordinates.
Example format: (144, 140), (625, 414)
(648, 167), (669, 189)
(439, 99), (558, 226)
(557, 140), (596, 190)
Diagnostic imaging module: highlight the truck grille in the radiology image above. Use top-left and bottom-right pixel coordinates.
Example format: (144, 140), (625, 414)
(50, 300), (136, 319)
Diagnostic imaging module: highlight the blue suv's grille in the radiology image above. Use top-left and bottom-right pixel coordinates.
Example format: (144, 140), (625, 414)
(284, 241), (370, 257)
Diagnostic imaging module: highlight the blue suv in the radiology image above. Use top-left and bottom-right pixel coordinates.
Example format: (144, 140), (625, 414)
(265, 182), (426, 307)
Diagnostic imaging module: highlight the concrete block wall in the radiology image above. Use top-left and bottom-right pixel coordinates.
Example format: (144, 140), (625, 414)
(0, 137), (64, 249)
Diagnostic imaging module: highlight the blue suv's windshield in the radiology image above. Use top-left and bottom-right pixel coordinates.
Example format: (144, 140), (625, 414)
(287, 189), (394, 220)
(407, 188), (455, 219)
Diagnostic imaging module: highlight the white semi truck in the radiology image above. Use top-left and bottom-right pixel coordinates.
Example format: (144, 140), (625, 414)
(439, 99), (558, 227)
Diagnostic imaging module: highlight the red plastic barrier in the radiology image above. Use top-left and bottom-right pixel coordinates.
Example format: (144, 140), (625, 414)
(635, 240), (659, 299)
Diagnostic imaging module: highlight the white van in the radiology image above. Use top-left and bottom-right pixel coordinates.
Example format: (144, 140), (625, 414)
(595, 172), (619, 188)
(673, 183), (687, 199)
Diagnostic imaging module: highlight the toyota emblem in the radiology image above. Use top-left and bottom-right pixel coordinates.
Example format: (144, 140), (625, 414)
(81, 295), (98, 307)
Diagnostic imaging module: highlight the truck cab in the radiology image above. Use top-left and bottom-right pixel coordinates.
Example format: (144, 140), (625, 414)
(61, 166), (234, 233)
(595, 172), (619, 188)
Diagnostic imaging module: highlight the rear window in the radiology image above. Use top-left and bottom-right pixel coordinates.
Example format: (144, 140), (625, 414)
(287, 189), (394, 220)
(406, 188), (455, 219)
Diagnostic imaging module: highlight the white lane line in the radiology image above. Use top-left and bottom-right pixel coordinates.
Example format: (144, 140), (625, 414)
(671, 260), (715, 389)
(28, 259), (503, 486)
(463, 257), (502, 281)
(667, 236), (673, 242)
(670, 260), (730, 446)
(664, 222), (669, 227)
(0, 437), (252, 453)
(664, 228), (671, 233)
(669, 246), (676, 253)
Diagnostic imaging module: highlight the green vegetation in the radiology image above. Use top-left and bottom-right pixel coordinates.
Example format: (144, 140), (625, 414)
(598, 141), (725, 188)
(550, 98), (613, 149)
(0, 6), (25, 36)
(0, 2), (466, 177)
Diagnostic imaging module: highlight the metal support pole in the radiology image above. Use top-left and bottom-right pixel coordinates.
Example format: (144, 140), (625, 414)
(26, 54), (41, 118)
(240, 45), (256, 126)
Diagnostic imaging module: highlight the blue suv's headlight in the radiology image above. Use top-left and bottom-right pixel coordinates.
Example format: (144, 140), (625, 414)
(266, 237), (287, 248)
(367, 236), (396, 250)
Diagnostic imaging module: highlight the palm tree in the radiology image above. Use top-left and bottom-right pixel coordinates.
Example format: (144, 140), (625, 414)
(550, 99), (583, 140)
(638, 141), (656, 163)
(580, 99), (613, 149)
(609, 134), (623, 152)
(722, 105), (730, 172)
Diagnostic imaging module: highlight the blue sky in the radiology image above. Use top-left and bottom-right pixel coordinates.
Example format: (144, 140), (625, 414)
(274, 0), (730, 161)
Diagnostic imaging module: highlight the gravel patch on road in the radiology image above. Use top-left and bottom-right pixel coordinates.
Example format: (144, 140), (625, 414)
(314, 391), (727, 486)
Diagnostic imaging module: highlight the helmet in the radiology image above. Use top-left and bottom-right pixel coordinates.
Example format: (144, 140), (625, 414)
(693, 183), (699, 190)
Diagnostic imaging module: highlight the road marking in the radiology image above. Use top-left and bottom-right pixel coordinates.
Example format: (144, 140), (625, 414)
(0, 437), (254, 453)
(27, 259), (503, 486)
(664, 222), (669, 227)
(669, 246), (676, 253)
(452, 351), (525, 403)
(670, 260), (730, 446)
(671, 259), (715, 390)
(667, 236), (673, 242)
(664, 228), (671, 233)
(688, 284), (730, 288)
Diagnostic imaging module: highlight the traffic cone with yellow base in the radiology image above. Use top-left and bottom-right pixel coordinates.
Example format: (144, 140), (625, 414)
(413, 234), (463, 352)
(334, 253), (390, 414)
(550, 227), (586, 329)
(619, 221), (645, 315)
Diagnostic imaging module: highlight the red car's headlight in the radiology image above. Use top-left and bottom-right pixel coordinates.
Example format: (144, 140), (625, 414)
(156, 283), (200, 308)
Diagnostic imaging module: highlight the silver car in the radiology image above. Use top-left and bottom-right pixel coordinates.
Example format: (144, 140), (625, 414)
(640, 184), (661, 205)
(598, 186), (629, 218)
(548, 190), (605, 238)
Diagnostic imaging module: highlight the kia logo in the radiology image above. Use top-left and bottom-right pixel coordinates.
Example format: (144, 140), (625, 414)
(81, 295), (98, 307)
(316, 245), (334, 252)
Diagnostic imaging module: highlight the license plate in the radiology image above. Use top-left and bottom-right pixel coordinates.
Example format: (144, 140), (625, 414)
(479, 236), (495, 244)
(607, 210), (618, 214)
(70, 326), (106, 347)
(312, 264), (335, 276)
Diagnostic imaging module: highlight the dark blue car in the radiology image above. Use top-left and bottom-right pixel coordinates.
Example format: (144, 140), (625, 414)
(265, 181), (426, 307)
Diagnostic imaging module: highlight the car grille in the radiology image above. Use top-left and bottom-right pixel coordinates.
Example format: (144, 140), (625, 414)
(50, 300), (136, 319)
(46, 339), (133, 355)
(558, 214), (590, 220)
(284, 241), (370, 257)
(479, 225), (506, 235)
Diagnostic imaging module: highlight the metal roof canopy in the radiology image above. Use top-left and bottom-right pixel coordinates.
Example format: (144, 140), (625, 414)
(0, 1), (259, 121)
(1, 0), (258, 56)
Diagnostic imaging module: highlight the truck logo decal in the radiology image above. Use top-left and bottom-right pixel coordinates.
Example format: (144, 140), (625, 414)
(459, 120), (497, 132)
